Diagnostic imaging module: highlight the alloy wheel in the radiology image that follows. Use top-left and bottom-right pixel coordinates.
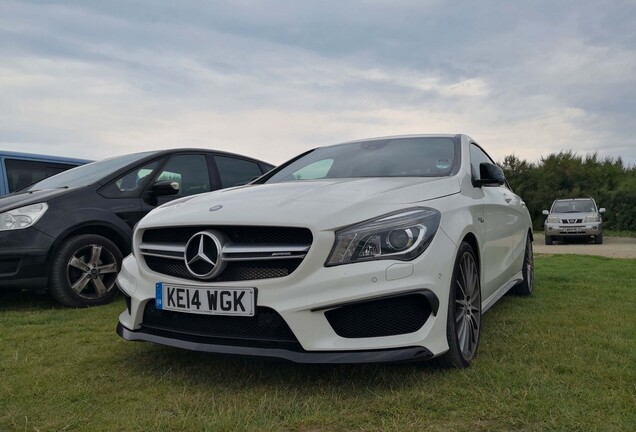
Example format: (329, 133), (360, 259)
(454, 251), (481, 359)
(66, 244), (119, 299)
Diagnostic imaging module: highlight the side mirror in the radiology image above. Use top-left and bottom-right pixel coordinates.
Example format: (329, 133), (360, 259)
(599, 208), (606, 213)
(149, 180), (180, 197)
(474, 162), (505, 187)
(542, 210), (549, 215)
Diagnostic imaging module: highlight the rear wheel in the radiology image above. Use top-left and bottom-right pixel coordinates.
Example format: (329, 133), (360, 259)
(436, 242), (481, 368)
(49, 234), (123, 307)
(511, 234), (534, 296)
(595, 233), (603, 244)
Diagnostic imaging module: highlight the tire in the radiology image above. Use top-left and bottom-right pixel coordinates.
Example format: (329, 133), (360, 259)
(545, 235), (553, 245)
(595, 233), (603, 244)
(435, 241), (481, 368)
(511, 234), (534, 296)
(49, 234), (123, 307)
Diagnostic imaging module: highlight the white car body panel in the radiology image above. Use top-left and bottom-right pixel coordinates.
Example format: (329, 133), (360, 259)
(117, 134), (533, 363)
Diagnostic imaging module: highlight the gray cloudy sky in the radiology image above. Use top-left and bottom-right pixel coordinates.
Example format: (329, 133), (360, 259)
(1, 0), (635, 165)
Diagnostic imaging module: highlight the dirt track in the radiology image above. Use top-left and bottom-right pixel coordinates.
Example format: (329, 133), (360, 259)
(533, 236), (636, 259)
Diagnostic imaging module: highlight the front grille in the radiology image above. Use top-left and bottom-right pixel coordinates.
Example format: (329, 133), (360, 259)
(143, 226), (312, 245)
(144, 256), (301, 281)
(144, 256), (301, 282)
(325, 294), (432, 338)
(561, 219), (583, 224)
(140, 226), (312, 282)
(142, 302), (300, 347)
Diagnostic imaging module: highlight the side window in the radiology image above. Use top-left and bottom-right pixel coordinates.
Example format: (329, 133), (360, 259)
(469, 144), (494, 180)
(5, 159), (77, 192)
(154, 154), (210, 197)
(215, 156), (263, 188)
(292, 159), (334, 180)
(100, 161), (160, 198)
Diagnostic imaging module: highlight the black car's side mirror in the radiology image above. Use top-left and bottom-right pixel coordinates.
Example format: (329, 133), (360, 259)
(474, 163), (505, 187)
(149, 180), (180, 197)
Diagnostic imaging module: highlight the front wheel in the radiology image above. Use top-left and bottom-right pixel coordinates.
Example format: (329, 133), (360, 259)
(545, 235), (553, 245)
(49, 234), (123, 307)
(511, 234), (534, 296)
(595, 233), (603, 244)
(435, 241), (481, 368)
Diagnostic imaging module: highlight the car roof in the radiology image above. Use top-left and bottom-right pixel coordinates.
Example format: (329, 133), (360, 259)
(0, 150), (92, 164)
(335, 134), (459, 146)
(145, 148), (271, 165)
(554, 198), (595, 202)
(96, 148), (273, 186)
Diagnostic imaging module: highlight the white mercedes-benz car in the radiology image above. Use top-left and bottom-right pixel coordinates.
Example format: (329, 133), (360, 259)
(116, 134), (534, 367)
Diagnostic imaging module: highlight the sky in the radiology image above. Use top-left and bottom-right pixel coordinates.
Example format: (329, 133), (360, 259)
(1, 0), (635, 166)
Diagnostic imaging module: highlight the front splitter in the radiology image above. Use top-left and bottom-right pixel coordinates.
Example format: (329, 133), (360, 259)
(116, 323), (434, 364)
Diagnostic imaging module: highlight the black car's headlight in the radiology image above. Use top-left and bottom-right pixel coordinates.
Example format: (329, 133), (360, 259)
(0, 203), (48, 231)
(326, 207), (440, 266)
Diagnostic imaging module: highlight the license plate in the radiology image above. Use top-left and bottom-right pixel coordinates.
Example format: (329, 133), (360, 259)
(155, 283), (255, 316)
(564, 227), (579, 233)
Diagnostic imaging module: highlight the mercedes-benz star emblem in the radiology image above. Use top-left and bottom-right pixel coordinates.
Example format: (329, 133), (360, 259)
(184, 231), (226, 279)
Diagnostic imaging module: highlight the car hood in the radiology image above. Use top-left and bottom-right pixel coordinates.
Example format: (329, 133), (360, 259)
(0, 188), (74, 212)
(141, 177), (460, 230)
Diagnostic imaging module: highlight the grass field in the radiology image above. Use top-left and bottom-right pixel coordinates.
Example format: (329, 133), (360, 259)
(1, 255), (635, 431)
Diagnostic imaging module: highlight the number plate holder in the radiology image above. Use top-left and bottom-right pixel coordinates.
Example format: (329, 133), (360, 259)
(155, 283), (256, 316)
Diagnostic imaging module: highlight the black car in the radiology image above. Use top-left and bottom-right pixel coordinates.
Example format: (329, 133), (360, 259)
(0, 149), (273, 307)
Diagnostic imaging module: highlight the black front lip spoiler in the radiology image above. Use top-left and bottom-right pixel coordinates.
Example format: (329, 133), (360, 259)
(116, 323), (434, 364)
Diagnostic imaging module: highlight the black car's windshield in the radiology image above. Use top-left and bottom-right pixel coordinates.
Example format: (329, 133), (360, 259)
(552, 199), (596, 213)
(265, 137), (456, 184)
(26, 151), (157, 191)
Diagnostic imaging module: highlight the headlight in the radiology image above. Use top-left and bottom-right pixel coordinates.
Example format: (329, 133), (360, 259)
(0, 203), (49, 231)
(546, 215), (560, 224)
(584, 214), (600, 222)
(326, 207), (440, 266)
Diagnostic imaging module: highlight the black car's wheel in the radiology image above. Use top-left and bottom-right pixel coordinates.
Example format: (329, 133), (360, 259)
(545, 235), (553, 245)
(49, 234), (123, 307)
(436, 241), (481, 368)
(595, 233), (603, 244)
(511, 234), (534, 296)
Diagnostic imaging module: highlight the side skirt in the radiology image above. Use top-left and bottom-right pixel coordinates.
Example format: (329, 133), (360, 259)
(481, 271), (523, 313)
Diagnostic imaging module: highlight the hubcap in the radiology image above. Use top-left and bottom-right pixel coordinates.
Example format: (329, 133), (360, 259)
(454, 252), (481, 359)
(66, 244), (118, 299)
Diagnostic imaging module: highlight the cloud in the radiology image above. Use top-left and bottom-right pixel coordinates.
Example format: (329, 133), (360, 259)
(0, 0), (634, 166)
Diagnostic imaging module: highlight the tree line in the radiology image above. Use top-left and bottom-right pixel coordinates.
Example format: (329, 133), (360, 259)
(500, 152), (636, 232)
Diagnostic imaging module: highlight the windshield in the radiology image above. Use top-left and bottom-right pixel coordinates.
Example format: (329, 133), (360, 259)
(552, 199), (596, 213)
(26, 151), (157, 191)
(265, 137), (456, 184)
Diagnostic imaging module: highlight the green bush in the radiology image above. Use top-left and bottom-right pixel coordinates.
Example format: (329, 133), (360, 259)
(501, 152), (636, 231)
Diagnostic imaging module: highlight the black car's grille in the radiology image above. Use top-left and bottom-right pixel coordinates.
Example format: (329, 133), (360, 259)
(144, 256), (301, 282)
(561, 219), (583, 224)
(325, 294), (433, 339)
(141, 302), (300, 348)
(142, 226), (312, 245)
(140, 226), (312, 282)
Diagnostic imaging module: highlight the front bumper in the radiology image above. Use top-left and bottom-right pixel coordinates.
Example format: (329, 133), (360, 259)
(116, 228), (457, 362)
(0, 227), (54, 289)
(117, 322), (434, 364)
(544, 222), (602, 237)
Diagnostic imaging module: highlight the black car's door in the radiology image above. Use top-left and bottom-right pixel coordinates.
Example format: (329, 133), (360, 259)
(103, 151), (270, 227)
(98, 158), (167, 229)
(100, 152), (271, 229)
